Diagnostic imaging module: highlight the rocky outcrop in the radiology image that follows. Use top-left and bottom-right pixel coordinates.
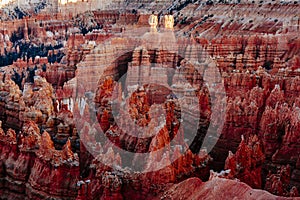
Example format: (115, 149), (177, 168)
(0, 78), (25, 131)
(160, 177), (291, 200)
(0, 120), (79, 200)
(225, 135), (265, 189)
(27, 135), (79, 200)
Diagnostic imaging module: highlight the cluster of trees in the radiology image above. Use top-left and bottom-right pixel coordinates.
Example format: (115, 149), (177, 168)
(0, 51), (18, 67)
(48, 50), (64, 64)
(34, 2), (47, 14)
(0, 41), (65, 67)
(11, 62), (47, 90)
(11, 66), (36, 89)
(14, 7), (28, 19)
(74, 13), (103, 36)
(0, 36), (65, 68)
(10, 27), (25, 43)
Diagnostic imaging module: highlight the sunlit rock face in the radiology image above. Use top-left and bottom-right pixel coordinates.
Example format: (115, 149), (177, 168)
(1, 1), (300, 199)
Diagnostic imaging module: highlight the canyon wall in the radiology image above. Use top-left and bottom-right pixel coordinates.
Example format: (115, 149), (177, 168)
(1, 2), (300, 199)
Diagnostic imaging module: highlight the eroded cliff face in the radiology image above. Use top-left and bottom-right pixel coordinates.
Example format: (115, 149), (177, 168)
(1, 1), (300, 199)
(67, 31), (300, 198)
(0, 120), (79, 200)
(0, 74), (80, 199)
(224, 134), (265, 189)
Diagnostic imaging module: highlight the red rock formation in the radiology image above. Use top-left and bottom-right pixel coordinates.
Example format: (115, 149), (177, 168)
(0, 118), (79, 199)
(225, 134), (265, 189)
(0, 78), (25, 130)
(1, 2), (300, 199)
